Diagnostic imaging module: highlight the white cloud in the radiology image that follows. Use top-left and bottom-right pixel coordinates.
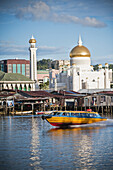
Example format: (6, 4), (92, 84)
(0, 41), (67, 58)
(81, 17), (106, 27)
(0, 41), (27, 55)
(16, 1), (50, 20)
(15, 1), (106, 28)
(92, 54), (113, 65)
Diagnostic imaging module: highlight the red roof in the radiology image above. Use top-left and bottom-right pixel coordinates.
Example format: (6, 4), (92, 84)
(19, 90), (77, 99)
(96, 91), (113, 95)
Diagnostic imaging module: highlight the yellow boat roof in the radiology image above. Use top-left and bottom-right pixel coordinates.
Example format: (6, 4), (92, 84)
(52, 111), (98, 114)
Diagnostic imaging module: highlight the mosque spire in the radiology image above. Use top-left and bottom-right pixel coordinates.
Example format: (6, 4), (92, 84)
(78, 35), (82, 46)
(31, 35), (34, 39)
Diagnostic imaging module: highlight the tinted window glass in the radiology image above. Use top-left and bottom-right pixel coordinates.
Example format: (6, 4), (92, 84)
(71, 113), (79, 117)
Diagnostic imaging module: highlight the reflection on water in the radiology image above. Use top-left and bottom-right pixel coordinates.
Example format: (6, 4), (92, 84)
(0, 116), (113, 169)
(47, 126), (101, 168)
(30, 116), (41, 168)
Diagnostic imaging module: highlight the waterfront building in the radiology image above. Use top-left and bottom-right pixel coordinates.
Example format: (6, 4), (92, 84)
(49, 36), (113, 91)
(0, 71), (35, 91)
(0, 36), (38, 91)
(0, 59), (30, 78)
(29, 35), (37, 82)
(49, 60), (70, 70)
(37, 69), (59, 85)
(37, 70), (49, 85)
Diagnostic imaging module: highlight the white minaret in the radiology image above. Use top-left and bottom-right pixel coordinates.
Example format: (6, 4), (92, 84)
(29, 35), (37, 82)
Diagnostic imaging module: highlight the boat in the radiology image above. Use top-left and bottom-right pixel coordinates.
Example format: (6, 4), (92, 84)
(42, 110), (107, 127)
(35, 110), (53, 116)
(10, 110), (32, 115)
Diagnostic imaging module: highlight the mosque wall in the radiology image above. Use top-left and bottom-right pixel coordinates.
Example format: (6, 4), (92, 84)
(49, 36), (112, 91)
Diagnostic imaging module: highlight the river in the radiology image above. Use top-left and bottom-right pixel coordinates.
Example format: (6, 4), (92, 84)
(0, 115), (113, 170)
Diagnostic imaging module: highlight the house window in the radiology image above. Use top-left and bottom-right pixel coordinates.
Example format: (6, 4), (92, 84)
(0, 64), (4, 71)
(13, 64), (16, 73)
(17, 64), (20, 73)
(8, 64), (12, 73)
(22, 64), (25, 76)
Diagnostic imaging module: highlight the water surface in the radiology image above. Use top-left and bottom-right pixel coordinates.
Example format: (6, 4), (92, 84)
(0, 115), (113, 170)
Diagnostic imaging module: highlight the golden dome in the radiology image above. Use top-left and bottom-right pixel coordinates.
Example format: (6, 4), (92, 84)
(29, 35), (36, 43)
(70, 35), (90, 58)
(99, 64), (102, 66)
(29, 39), (36, 43)
(70, 45), (91, 58)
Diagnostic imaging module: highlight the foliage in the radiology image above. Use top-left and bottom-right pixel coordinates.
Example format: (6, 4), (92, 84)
(93, 64), (113, 71)
(93, 64), (99, 71)
(37, 59), (52, 70)
(109, 64), (113, 70)
(39, 81), (49, 90)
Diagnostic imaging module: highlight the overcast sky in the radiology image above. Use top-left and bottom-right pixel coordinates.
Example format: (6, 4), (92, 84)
(0, 0), (113, 65)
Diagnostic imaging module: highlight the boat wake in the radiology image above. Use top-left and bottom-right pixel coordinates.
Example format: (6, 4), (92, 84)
(70, 119), (113, 128)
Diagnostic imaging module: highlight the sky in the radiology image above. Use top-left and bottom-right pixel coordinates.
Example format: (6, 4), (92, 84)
(0, 0), (113, 65)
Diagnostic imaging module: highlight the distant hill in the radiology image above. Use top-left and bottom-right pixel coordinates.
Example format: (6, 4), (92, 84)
(37, 59), (52, 70)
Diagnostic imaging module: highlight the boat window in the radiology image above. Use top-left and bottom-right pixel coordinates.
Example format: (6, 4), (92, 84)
(85, 113), (89, 117)
(89, 114), (94, 117)
(75, 113), (80, 117)
(93, 114), (97, 117)
(71, 113), (75, 116)
(71, 113), (80, 117)
(52, 112), (61, 116)
(52, 112), (57, 115)
(62, 112), (70, 116)
(62, 112), (66, 116)
(97, 114), (101, 117)
(66, 112), (70, 116)
(80, 113), (86, 117)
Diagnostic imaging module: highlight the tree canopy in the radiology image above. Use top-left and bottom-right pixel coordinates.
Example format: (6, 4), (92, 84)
(37, 59), (52, 70)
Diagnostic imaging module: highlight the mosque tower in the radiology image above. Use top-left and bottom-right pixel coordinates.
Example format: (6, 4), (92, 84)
(29, 35), (37, 82)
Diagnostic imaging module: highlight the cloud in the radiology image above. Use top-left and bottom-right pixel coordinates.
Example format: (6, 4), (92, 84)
(16, 1), (50, 20)
(0, 41), (28, 55)
(0, 41), (67, 58)
(80, 17), (106, 27)
(38, 45), (67, 56)
(92, 55), (113, 65)
(15, 1), (106, 28)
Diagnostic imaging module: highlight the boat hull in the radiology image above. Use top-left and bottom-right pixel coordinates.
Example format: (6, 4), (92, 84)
(46, 117), (107, 127)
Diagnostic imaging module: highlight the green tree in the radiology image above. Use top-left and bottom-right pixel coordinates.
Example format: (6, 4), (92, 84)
(39, 81), (49, 90)
(37, 59), (52, 70)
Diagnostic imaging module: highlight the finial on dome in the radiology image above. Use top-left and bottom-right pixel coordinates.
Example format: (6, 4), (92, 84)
(31, 35), (34, 39)
(29, 35), (36, 43)
(78, 35), (82, 46)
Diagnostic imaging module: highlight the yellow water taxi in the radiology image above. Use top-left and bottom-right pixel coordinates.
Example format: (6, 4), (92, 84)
(42, 110), (107, 127)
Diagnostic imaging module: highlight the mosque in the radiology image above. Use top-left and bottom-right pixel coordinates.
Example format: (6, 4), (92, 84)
(49, 36), (113, 92)
(0, 36), (37, 91)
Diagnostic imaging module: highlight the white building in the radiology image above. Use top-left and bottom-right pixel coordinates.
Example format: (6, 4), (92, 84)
(49, 36), (112, 91)
(29, 35), (37, 82)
